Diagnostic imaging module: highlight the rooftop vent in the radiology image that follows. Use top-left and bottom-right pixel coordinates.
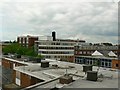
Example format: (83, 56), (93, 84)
(16, 54), (21, 58)
(52, 64), (58, 68)
(68, 66), (75, 68)
(83, 65), (92, 72)
(87, 71), (98, 81)
(41, 61), (49, 68)
(34, 57), (41, 63)
(59, 75), (73, 84)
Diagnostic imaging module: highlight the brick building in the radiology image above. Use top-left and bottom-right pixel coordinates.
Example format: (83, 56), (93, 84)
(2, 57), (43, 88)
(74, 44), (118, 56)
(17, 35), (38, 48)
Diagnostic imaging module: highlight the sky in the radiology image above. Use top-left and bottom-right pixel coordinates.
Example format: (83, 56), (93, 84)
(0, 0), (119, 44)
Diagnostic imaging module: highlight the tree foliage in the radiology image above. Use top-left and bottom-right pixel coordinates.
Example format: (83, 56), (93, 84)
(2, 43), (37, 57)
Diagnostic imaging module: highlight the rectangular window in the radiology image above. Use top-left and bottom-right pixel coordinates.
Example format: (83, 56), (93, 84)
(105, 62), (108, 67)
(116, 64), (119, 67)
(83, 51), (86, 54)
(90, 61), (92, 64)
(19, 38), (21, 43)
(101, 62), (104, 66)
(16, 71), (20, 79)
(23, 38), (25, 43)
(108, 62), (111, 67)
(79, 51), (82, 54)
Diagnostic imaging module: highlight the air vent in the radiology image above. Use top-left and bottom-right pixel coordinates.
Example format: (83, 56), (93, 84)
(87, 71), (98, 81)
(59, 75), (73, 84)
(83, 65), (92, 72)
(41, 61), (49, 68)
(52, 64), (58, 68)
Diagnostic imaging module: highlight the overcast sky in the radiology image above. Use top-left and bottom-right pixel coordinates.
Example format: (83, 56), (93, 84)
(0, 0), (118, 44)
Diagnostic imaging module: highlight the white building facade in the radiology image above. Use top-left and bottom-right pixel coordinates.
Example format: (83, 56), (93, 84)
(35, 39), (76, 62)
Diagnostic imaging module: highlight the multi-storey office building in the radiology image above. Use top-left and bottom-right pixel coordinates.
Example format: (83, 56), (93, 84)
(17, 35), (38, 48)
(35, 40), (76, 62)
(56, 39), (86, 43)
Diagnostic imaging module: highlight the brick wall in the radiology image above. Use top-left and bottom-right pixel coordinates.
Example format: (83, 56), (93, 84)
(28, 37), (38, 48)
(13, 70), (44, 88)
(112, 59), (120, 69)
(2, 58), (26, 69)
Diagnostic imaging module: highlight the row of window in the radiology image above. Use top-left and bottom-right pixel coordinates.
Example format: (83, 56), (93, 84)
(75, 57), (112, 68)
(75, 46), (118, 50)
(75, 51), (117, 55)
(39, 51), (74, 54)
(39, 47), (74, 49)
(75, 51), (94, 55)
(38, 42), (75, 46)
(75, 57), (111, 62)
(45, 55), (73, 59)
(18, 37), (29, 43)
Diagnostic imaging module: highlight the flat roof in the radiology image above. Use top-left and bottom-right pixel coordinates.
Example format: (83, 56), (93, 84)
(14, 59), (85, 81)
(23, 68), (118, 90)
(23, 67), (119, 89)
(3, 57), (35, 66)
(9, 58), (119, 89)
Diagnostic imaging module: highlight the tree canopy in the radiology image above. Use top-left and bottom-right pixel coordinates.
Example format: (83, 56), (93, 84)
(2, 43), (37, 57)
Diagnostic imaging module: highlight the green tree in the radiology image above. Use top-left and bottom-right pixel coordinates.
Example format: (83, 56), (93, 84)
(3, 43), (20, 54)
(37, 54), (44, 59)
(25, 47), (37, 57)
(2, 43), (38, 57)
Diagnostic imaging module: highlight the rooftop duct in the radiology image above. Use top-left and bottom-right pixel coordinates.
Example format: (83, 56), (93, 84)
(41, 61), (49, 68)
(87, 71), (98, 81)
(59, 75), (73, 84)
(83, 65), (92, 72)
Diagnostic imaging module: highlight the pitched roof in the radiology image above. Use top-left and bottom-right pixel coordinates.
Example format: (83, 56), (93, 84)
(108, 51), (117, 57)
(92, 50), (117, 57)
(92, 50), (103, 56)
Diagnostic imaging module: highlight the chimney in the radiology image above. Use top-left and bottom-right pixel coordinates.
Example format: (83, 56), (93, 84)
(52, 31), (56, 41)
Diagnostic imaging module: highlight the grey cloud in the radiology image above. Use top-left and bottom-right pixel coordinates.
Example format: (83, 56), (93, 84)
(1, 2), (118, 44)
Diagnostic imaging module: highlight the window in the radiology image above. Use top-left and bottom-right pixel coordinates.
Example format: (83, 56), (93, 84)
(79, 51), (82, 54)
(16, 71), (20, 79)
(105, 62), (108, 67)
(101, 62), (104, 66)
(23, 38), (25, 43)
(90, 61), (92, 64)
(75, 51), (77, 54)
(108, 62), (111, 67)
(83, 51), (86, 54)
(116, 64), (119, 67)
